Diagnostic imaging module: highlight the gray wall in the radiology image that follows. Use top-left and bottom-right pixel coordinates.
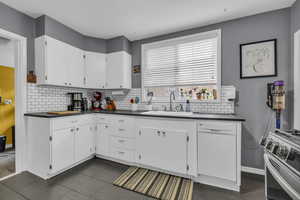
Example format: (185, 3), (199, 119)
(131, 8), (291, 169)
(290, 0), (300, 128)
(0, 2), (35, 71)
(35, 15), (107, 53)
(107, 36), (131, 54)
(35, 15), (129, 55)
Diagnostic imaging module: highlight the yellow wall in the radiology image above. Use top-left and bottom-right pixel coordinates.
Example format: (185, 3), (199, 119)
(0, 65), (15, 145)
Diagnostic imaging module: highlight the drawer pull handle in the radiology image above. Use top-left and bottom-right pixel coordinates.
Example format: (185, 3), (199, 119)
(71, 120), (78, 123)
(119, 128), (125, 131)
(118, 140), (125, 143)
(70, 129), (75, 132)
(118, 120), (124, 122)
(118, 151), (125, 155)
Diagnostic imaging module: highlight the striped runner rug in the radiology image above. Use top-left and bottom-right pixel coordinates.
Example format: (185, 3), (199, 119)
(113, 167), (193, 200)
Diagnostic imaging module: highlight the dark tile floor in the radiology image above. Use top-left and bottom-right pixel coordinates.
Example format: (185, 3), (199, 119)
(0, 158), (265, 200)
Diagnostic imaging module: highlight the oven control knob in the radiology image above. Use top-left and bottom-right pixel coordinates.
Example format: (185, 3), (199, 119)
(272, 142), (279, 154)
(266, 140), (273, 150)
(287, 149), (297, 161)
(276, 145), (289, 159)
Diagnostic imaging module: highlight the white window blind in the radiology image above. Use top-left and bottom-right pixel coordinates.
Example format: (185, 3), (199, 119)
(142, 30), (221, 88)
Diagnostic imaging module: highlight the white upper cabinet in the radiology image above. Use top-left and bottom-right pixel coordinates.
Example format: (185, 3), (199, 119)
(35, 36), (68, 86)
(106, 51), (132, 89)
(35, 35), (85, 87)
(84, 51), (106, 89)
(67, 45), (85, 88)
(35, 35), (132, 89)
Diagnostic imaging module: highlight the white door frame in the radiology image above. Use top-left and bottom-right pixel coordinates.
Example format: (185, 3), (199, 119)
(0, 28), (27, 174)
(294, 30), (300, 130)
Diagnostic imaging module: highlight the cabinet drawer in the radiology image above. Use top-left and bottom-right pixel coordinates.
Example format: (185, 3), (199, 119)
(109, 136), (134, 150)
(198, 121), (236, 134)
(52, 115), (93, 130)
(109, 147), (134, 162)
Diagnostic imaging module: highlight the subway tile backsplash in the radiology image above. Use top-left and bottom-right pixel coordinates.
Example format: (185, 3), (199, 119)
(27, 83), (87, 112)
(27, 83), (235, 114)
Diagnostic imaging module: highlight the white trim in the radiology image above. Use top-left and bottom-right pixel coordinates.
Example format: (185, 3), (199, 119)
(0, 172), (19, 181)
(242, 166), (265, 176)
(5, 144), (13, 149)
(294, 30), (300, 130)
(0, 28), (27, 175)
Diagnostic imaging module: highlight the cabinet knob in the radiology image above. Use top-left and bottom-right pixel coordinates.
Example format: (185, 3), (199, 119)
(76, 128), (79, 131)
(162, 131), (166, 136)
(105, 125), (108, 128)
(70, 129), (74, 132)
(157, 131), (161, 136)
(120, 85), (123, 88)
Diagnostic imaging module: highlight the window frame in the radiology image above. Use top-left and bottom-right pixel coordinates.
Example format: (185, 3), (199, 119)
(141, 29), (222, 103)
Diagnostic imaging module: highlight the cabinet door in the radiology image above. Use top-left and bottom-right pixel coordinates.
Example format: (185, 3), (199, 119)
(106, 51), (131, 89)
(45, 36), (69, 86)
(67, 46), (85, 87)
(197, 131), (237, 181)
(137, 127), (187, 174)
(85, 52), (106, 89)
(74, 124), (94, 162)
(159, 129), (188, 174)
(96, 123), (112, 156)
(137, 127), (160, 167)
(51, 128), (75, 173)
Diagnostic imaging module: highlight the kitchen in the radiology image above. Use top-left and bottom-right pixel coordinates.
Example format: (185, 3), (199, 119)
(0, 0), (299, 200)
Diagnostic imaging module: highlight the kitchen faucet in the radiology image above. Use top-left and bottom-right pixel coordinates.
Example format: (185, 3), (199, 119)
(169, 91), (175, 111)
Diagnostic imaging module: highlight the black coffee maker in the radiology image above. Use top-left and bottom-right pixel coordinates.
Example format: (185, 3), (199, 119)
(67, 93), (83, 111)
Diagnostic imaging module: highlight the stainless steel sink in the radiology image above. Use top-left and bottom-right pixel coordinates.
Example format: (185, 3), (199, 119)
(142, 111), (193, 116)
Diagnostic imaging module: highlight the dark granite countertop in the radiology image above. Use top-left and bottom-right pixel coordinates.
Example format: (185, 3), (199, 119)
(24, 110), (245, 121)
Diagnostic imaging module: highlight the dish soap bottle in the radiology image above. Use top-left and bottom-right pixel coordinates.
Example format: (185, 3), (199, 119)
(186, 100), (191, 112)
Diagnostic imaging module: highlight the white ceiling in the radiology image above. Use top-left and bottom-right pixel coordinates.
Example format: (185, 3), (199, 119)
(0, 0), (295, 40)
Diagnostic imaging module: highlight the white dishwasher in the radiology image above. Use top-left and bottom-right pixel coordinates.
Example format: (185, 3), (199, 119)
(197, 121), (237, 182)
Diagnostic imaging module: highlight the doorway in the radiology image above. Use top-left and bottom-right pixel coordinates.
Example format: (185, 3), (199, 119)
(0, 37), (16, 179)
(0, 28), (27, 180)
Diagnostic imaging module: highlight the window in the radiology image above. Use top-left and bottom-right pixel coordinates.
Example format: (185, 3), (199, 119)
(141, 29), (221, 102)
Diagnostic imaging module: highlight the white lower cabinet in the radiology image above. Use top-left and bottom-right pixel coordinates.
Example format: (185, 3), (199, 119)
(96, 122), (111, 156)
(51, 127), (75, 173)
(26, 114), (241, 191)
(74, 123), (95, 163)
(137, 127), (188, 174)
(136, 118), (196, 176)
(27, 115), (95, 179)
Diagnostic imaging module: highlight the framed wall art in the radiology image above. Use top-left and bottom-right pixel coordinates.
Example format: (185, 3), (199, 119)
(240, 39), (277, 79)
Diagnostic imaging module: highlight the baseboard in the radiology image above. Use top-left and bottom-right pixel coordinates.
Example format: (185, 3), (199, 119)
(242, 166), (265, 176)
(5, 144), (12, 149)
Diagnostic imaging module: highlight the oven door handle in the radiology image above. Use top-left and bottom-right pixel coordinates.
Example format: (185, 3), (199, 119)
(265, 154), (300, 200)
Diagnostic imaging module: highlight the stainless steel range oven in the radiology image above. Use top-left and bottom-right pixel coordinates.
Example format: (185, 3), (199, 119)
(263, 130), (300, 200)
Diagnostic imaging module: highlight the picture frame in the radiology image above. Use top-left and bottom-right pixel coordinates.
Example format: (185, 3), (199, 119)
(240, 39), (277, 79)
